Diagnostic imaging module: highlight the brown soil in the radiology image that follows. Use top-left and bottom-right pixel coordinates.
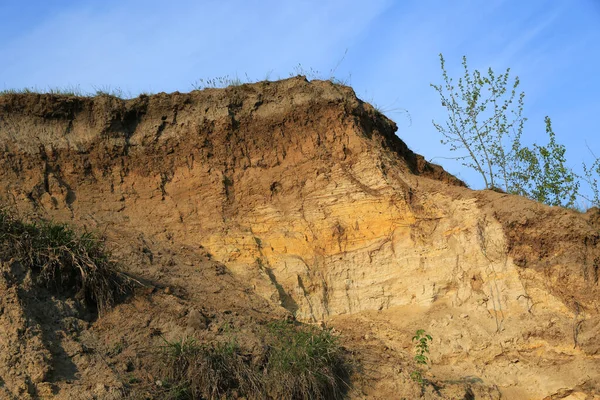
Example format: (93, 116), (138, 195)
(0, 77), (598, 399)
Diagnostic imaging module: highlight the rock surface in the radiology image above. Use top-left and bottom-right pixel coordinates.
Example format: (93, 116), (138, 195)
(0, 77), (598, 399)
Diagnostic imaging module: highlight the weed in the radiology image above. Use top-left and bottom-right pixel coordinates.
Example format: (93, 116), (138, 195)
(410, 329), (433, 385)
(0, 207), (134, 313)
(160, 336), (201, 359)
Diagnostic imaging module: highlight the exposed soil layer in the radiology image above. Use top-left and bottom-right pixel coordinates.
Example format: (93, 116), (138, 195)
(0, 77), (598, 399)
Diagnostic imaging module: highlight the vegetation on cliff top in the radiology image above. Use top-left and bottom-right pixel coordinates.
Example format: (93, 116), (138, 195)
(1, 56), (598, 209)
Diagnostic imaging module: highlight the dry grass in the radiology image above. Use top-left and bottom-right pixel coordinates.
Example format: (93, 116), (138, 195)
(156, 320), (351, 399)
(158, 337), (261, 399)
(264, 320), (350, 400)
(0, 208), (133, 313)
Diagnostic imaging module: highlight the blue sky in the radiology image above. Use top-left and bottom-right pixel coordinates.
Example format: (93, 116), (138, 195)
(1, 0), (599, 198)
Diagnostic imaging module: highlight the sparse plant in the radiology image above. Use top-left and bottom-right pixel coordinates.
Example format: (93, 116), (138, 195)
(92, 85), (130, 99)
(0, 85), (85, 97)
(582, 148), (600, 207)
(290, 49), (351, 85)
(410, 329), (432, 385)
(366, 95), (412, 125)
(0, 87), (37, 95)
(46, 84), (86, 97)
(191, 74), (249, 90)
(0, 85), (144, 99)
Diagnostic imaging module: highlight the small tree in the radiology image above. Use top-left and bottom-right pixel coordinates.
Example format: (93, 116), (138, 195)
(410, 329), (432, 385)
(432, 54), (579, 208)
(431, 54), (526, 191)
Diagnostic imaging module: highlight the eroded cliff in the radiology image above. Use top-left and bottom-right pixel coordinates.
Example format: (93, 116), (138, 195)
(0, 77), (598, 399)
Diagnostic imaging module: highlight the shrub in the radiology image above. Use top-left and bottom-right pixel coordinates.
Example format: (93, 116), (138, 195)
(0, 208), (133, 313)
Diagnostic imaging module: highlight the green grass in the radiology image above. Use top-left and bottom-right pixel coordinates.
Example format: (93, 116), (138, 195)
(158, 336), (261, 399)
(156, 320), (351, 400)
(92, 85), (133, 98)
(0, 84), (86, 97)
(264, 320), (350, 400)
(0, 87), (37, 95)
(0, 84), (145, 99)
(46, 84), (86, 96)
(0, 207), (134, 313)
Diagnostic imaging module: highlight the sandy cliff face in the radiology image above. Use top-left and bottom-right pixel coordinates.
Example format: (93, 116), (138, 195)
(0, 77), (599, 399)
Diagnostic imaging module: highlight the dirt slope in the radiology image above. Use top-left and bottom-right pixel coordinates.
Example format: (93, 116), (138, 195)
(0, 76), (598, 399)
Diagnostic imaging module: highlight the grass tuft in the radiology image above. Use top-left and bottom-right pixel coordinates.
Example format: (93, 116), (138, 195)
(264, 320), (350, 400)
(92, 85), (132, 99)
(0, 208), (133, 313)
(191, 74), (249, 90)
(158, 336), (261, 399)
(0, 85), (146, 99)
(156, 320), (351, 399)
(0, 87), (38, 95)
(0, 85), (86, 97)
